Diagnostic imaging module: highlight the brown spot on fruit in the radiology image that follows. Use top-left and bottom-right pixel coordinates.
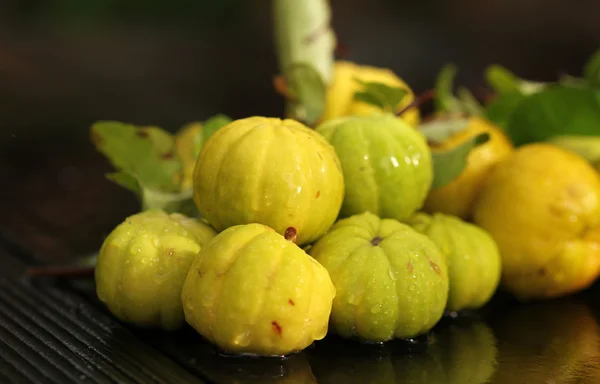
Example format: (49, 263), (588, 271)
(288, 299), (295, 306)
(538, 268), (547, 276)
(164, 248), (174, 257)
(197, 269), (205, 278)
(316, 191), (321, 198)
(284, 227), (298, 243)
(371, 237), (383, 246)
(137, 130), (150, 138)
(407, 261), (414, 273)
(272, 321), (282, 336)
(429, 260), (441, 275)
(360, 166), (365, 171)
(161, 152), (175, 160)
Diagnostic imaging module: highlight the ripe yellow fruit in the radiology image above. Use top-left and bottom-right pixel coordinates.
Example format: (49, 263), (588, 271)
(423, 117), (514, 219)
(192, 116), (344, 245)
(323, 61), (419, 126)
(181, 223), (335, 356)
(95, 210), (216, 330)
(473, 143), (600, 300)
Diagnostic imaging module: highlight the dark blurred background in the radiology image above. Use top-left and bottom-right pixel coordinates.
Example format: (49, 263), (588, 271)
(0, 0), (599, 261)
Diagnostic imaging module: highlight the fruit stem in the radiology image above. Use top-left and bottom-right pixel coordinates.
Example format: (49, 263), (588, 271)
(26, 266), (95, 278)
(284, 227), (298, 243)
(396, 89), (436, 116)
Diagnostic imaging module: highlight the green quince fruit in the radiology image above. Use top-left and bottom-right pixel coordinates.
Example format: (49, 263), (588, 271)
(407, 213), (502, 312)
(95, 209), (217, 330)
(181, 223), (336, 356)
(315, 114), (432, 221)
(309, 212), (448, 342)
(192, 116), (344, 246)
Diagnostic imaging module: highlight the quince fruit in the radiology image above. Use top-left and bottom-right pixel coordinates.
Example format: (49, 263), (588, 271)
(323, 61), (420, 126)
(473, 143), (600, 300)
(181, 223), (335, 356)
(309, 212), (448, 342)
(316, 114), (432, 221)
(193, 116), (344, 245)
(423, 117), (514, 219)
(95, 209), (216, 330)
(408, 212), (501, 312)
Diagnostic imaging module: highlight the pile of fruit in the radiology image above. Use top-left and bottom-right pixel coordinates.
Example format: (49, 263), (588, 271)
(89, 2), (600, 358)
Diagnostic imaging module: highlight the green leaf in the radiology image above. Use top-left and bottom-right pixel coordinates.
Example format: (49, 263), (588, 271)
(105, 171), (141, 194)
(504, 86), (600, 146)
(434, 64), (484, 116)
(431, 132), (490, 188)
(419, 117), (470, 145)
(107, 170), (199, 217)
(583, 49), (600, 87)
(141, 188), (199, 218)
(434, 64), (461, 113)
(284, 63), (327, 125)
(546, 135), (600, 164)
(484, 91), (528, 129)
(203, 114), (232, 142)
(457, 87), (484, 116)
(91, 121), (182, 192)
(353, 79), (409, 113)
(485, 65), (520, 94)
(484, 64), (547, 96)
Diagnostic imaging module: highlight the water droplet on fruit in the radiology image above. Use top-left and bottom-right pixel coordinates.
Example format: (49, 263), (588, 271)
(153, 238), (160, 247)
(371, 305), (381, 314)
(233, 331), (251, 347)
(388, 268), (398, 281)
(347, 293), (359, 305)
(390, 156), (399, 168)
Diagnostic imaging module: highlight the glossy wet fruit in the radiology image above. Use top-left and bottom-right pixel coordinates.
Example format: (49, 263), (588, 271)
(181, 223), (336, 356)
(193, 116), (344, 245)
(408, 212), (501, 312)
(423, 117), (514, 219)
(316, 114), (432, 221)
(473, 143), (600, 300)
(323, 61), (420, 126)
(309, 212), (448, 342)
(95, 209), (217, 330)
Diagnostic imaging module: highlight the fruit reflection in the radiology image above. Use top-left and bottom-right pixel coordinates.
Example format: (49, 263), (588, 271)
(309, 320), (497, 384)
(488, 299), (600, 384)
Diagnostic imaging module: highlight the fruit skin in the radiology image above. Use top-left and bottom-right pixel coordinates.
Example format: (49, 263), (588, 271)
(181, 223), (335, 356)
(316, 114), (432, 221)
(323, 61), (420, 126)
(423, 117), (514, 219)
(473, 143), (600, 300)
(95, 209), (217, 330)
(408, 212), (502, 312)
(175, 122), (203, 190)
(193, 116), (344, 246)
(309, 212), (448, 342)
